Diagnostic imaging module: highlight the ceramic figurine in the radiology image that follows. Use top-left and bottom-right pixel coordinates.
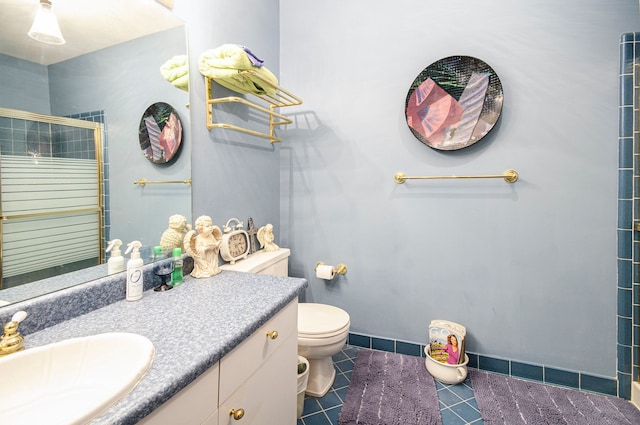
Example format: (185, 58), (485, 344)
(257, 223), (279, 252)
(160, 214), (192, 254)
(183, 215), (223, 278)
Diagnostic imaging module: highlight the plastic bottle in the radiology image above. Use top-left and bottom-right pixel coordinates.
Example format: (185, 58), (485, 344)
(106, 239), (125, 275)
(171, 247), (183, 286)
(125, 240), (144, 301)
(153, 246), (163, 262)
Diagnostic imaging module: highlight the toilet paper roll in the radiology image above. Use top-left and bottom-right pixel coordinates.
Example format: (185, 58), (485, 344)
(316, 264), (335, 280)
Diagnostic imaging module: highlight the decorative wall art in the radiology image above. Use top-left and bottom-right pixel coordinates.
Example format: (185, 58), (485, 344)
(405, 56), (503, 151)
(138, 102), (183, 164)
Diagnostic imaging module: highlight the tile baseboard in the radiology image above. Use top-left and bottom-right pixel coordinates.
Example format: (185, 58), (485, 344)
(347, 332), (618, 397)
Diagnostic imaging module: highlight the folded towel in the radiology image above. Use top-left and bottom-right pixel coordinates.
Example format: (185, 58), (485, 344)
(160, 55), (189, 92)
(198, 44), (278, 96)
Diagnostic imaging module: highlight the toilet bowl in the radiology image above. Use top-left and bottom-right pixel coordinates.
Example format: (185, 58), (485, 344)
(297, 303), (350, 397)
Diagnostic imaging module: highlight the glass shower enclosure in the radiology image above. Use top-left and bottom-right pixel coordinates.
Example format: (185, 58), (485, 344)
(0, 108), (104, 289)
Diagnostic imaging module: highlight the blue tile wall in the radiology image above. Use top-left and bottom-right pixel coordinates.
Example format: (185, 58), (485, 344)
(347, 332), (617, 396)
(618, 32), (638, 399)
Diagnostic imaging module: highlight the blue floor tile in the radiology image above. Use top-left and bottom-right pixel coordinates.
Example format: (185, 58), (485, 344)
(440, 408), (469, 425)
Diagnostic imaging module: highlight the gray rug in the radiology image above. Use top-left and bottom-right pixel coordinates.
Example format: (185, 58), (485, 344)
(470, 370), (640, 424)
(339, 349), (442, 425)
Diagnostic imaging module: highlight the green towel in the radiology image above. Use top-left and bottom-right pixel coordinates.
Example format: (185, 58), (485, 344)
(160, 55), (189, 92)
(198, 45), (278, 96)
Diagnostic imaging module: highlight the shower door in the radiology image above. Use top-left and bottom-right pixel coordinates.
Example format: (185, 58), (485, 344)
(0, 108), (103, 289)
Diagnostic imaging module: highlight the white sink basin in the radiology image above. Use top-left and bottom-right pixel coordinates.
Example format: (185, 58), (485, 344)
(0, 332), (154, 425)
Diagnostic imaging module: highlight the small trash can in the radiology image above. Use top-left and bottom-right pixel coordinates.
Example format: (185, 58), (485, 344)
(297, 355), (310, 418)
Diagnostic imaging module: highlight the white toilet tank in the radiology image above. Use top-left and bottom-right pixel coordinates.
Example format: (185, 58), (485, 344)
(220, 248), (290, 277)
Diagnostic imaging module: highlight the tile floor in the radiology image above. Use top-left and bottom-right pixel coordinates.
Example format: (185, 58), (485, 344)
(297, 345), (483, 425)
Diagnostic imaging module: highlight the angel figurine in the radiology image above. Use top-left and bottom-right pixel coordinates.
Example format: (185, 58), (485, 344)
(257, 223), (279, 252)
(183, 215), (223, 277)
(160, 214), (192, 254)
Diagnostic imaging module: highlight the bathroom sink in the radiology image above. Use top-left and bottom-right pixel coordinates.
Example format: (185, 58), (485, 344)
(0, 332), (154, 425)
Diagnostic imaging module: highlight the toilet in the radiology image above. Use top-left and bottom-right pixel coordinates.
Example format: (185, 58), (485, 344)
(219, 248), (351, 397)
(297, 303), (350, 397)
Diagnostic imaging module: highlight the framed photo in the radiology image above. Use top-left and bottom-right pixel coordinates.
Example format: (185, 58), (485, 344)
(138, 102), (183, 164)
(405, 56), (503, 151)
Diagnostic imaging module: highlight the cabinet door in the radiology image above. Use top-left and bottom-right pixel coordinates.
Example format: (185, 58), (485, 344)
(139, 363), (219, 425)
(219, 300), (297, 401)
(219, 333), (297, 425)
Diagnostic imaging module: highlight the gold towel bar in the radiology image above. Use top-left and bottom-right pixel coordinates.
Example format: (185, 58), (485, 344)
(394, 170), (519, 184)
(134, 178), (192, 187)
(205, 70), (303, 144)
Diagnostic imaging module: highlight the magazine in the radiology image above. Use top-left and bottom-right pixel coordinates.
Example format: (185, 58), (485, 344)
(428, 319), (466, 365)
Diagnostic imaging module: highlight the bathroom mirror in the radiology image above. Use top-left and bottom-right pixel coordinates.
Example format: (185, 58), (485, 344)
(0, 0), (191, 305)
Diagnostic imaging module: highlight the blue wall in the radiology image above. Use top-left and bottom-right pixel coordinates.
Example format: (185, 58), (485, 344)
(179, 0), (637, 390)
(277, 0), (637, 380)
(0, 54), (50, 114)
(175, 0), (282, 231)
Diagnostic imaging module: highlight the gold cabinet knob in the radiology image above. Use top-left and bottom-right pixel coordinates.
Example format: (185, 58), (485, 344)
(266, 330), (278, 340)
(229, 408), (245, 420)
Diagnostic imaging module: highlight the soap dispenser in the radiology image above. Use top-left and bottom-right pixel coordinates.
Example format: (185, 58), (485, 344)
(106, 239), (124, 275)
(125, 240), (144, 301)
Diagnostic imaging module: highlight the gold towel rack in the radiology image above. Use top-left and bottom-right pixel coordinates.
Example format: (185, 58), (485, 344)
(134, 178), (192, 187)
(394, 169), (519, 184)
(205, 70), (302, 143)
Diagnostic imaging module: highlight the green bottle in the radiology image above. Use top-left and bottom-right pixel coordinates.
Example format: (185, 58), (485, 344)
(171, 247), (183, 286)
(153, 246), (163, 261)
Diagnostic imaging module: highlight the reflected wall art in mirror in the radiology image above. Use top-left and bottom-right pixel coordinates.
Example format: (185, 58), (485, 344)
(405, 56), (503, 151)
(138, 102), (183, 164)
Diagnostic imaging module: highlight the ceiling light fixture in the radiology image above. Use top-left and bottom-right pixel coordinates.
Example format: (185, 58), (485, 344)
(28, 0), (65, 45)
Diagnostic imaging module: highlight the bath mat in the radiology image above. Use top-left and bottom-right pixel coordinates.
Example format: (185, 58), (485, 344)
(470, 370), (640, 424)
(338, 349), (442, 425)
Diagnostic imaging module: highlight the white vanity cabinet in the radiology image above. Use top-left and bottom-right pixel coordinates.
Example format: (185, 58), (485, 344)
(219, 300), (297, 425)
(140, 299), (297, 425)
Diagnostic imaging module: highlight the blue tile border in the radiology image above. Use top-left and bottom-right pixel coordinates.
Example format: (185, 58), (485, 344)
(347, 333), (371, 349)
(478, 356), (510, 375)
(396, 340), (422, 357)
(371, 336), (394, 352)
(545, 367), (579, 389)
(618, 32), (637, 400)
(511, 361), (543, 382)
(347, 332), (619, 398)
(582, 373), (618, 396)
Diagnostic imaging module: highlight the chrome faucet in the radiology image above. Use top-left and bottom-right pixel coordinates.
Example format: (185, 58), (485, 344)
(0, 311), (28, 356)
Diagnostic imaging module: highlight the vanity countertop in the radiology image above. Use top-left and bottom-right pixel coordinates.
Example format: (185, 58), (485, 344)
(24, 270), (307, 425)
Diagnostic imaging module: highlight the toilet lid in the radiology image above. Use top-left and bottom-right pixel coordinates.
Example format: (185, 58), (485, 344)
(298, 303), (350, 336)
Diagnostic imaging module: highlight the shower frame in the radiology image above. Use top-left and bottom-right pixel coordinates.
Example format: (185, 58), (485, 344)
(0, 107), (104, 289)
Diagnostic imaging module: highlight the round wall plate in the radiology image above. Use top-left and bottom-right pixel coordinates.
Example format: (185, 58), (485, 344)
(405, 56), (503, 151)
(138, 102), (183, 164)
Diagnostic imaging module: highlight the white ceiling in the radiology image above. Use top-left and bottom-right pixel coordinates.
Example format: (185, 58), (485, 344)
(0, 0), (184, 65)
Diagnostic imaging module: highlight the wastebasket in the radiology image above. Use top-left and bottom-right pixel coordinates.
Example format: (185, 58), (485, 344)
(297, 355), (310, 418)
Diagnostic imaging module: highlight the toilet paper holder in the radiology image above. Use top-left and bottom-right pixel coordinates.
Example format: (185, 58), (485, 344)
(315, 262), (347, 275)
